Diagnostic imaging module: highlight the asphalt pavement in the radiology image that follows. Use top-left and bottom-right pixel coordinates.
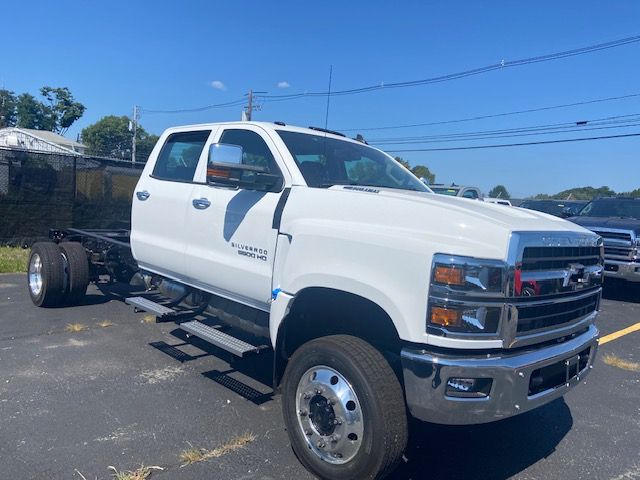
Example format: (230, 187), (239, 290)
(0, 274), (638, 480)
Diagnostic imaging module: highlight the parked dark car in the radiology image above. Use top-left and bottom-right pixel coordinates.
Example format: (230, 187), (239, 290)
(519, 199), (587, 218)
(569, 197), (640, 283)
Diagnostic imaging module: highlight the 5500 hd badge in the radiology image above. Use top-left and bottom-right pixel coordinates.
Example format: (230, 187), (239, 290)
(231, 242), (268, 262)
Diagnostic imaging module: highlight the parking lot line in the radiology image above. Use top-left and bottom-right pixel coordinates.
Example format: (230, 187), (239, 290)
(598, 322), (640, 346)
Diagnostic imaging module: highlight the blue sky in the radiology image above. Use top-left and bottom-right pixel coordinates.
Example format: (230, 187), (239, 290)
(2, 0), (639, 197)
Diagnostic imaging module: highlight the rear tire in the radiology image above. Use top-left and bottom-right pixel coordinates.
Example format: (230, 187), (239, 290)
(282, 335), (408, 480)
(59, 242), (89, 305)
(28, 242), (65, 307)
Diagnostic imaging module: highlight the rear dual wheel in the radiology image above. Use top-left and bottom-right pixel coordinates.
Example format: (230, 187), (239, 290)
(28, 242), (89, 307)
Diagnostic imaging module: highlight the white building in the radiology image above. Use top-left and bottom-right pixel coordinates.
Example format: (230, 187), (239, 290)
(0, 127), (86, 155)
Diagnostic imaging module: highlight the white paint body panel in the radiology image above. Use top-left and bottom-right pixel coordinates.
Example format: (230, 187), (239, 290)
(131, 122), (595, 348)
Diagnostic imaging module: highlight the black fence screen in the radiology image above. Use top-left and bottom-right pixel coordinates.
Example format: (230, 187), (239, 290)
(0, 147), (144, 245)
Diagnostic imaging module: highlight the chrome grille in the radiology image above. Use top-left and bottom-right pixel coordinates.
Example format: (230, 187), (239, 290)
(593, 230), (632, 242)
(505, 232), (603, 348)
(516, 291), (599, 333)
(604, 246), (633, 258)
(592, 228), (635, 261)
(521, 246), (601, 271)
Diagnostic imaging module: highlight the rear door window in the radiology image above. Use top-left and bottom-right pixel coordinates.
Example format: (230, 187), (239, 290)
(152, 130), (211, 181)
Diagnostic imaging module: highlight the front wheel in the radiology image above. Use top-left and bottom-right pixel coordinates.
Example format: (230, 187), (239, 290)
(282, 335), (408, 480)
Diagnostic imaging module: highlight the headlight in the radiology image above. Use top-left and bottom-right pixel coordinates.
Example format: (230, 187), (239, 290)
(428, 304), (501, 333)
(430, 254), (505, 293)
(428, 254), (506, 336)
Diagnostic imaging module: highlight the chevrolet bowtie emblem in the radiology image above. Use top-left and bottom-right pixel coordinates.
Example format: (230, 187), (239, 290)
(563, 263), (586, 288)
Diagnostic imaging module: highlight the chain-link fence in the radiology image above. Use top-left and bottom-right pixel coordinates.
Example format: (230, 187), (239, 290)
(0, 147), (144, 245)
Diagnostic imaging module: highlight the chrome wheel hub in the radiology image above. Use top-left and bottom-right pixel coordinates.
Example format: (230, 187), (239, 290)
(28, 253), (43, 296)
(295, 366), (364, 464)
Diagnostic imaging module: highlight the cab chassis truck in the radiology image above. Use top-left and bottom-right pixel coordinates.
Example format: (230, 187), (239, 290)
(27, 121), (604, 480)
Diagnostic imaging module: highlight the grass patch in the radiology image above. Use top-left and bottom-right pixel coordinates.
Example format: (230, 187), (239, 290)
(65, 323), (89, 333)
(0, 246), (29, 273)
(179, 432), (256, 466)
(97, 320), (114, 328)
(603, 353), (640, 372)
(108, 465), (163, 480)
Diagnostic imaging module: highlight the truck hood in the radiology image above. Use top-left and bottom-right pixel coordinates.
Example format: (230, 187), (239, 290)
(569, 216), (640, 235)
(282, 186), (595, 261)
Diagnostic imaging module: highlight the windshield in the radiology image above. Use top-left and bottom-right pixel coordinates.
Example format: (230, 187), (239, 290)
(277, 130), (429, 192)
(431, 187), (460, 196)
(520, 201), (565, 215)
(579, 199), (640, 219)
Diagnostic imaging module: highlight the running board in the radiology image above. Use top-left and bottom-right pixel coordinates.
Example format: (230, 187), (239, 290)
(179, 320), (267, 357)
(126, 296), (176, 318)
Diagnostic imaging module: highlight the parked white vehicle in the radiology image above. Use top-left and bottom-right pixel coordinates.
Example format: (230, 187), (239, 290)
(430, 183), (483, 200)
(28, 121), (604, 480)
(485, 197), (513, 206)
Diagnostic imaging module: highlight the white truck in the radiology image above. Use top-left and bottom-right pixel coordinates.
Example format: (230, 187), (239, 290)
(28, 121), (604, 480)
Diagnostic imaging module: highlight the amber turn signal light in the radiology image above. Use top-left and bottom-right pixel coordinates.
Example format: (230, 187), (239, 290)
(207, 168), (231, 178)
(433, 265), (465, 286)
(430, 307), (461, 327)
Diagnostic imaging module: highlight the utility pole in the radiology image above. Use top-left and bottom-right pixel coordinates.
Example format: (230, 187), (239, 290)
(243, 90), (266, 121)
(131, 105), (139, 164)
(246, 89), (253, 121)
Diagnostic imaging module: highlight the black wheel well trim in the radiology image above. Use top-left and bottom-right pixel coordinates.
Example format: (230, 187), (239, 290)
(272, 286), (403, 389)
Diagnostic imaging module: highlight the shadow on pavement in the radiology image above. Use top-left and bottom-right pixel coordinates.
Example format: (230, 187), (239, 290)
(602, 279), (640, 304)
(392, 398), (573, 480)
(167, 327), (275, 405)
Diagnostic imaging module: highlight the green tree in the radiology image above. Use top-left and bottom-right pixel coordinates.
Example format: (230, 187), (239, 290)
(40, 86), (86, 135)
(533, 186), (616, 200)
(394, 156), (411, 169)
(135, 133), (160, 162)
(620, 188), (640, 198)
(411, 165), (435, 184)
(489, 185), (511, 199)
(15, 93), (53, 130)
(394, 156), (436, 184)
(81, 115), (158, 162)
(0, 89), (17, 127)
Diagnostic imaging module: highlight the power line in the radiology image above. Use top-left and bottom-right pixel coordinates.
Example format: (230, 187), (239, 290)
(260, 35), (640, 101)
(141, 98), (247, 114)
(136, 35), (640, 119)
(341, 93), (640, 132)
(386, 132), (640, 152)
(369, 113), (640, 144)
(373, 122), (640, 145)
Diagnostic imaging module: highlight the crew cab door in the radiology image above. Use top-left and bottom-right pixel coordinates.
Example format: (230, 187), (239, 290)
(130, 128), (213, 276)
(184, 126), (288, 309)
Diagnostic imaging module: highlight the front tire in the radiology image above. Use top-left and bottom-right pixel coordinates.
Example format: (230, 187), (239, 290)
(282, 335), (408, 480)
(28, 242), (65, 307)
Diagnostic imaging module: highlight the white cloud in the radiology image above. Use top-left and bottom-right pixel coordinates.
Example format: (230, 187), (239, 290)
(277, 81), (290, 88)
(209, 80), (226, 90)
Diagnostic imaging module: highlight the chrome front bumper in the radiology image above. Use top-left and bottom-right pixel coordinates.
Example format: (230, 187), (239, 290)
(401, 325), (599, 425)
(604, 260), (640, 282)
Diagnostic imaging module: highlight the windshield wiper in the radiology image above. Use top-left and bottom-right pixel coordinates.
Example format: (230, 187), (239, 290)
(317, 182), (357, 188)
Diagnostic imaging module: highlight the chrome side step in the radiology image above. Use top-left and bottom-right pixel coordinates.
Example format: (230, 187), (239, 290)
(179, 320), (266, 357)
(126, 296), (176, 318)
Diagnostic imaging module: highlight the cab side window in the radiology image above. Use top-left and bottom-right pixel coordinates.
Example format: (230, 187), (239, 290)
(153, 130), (211, 181)
(463, 189), (479, 199)
(218, 129), (284, 190)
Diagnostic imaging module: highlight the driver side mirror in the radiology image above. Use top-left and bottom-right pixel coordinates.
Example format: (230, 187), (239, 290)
(207, 143), (281, 191)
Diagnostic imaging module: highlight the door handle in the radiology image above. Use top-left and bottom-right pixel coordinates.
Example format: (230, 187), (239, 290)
(136, 190), (150, 201)
(192, 197), (211, 210)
